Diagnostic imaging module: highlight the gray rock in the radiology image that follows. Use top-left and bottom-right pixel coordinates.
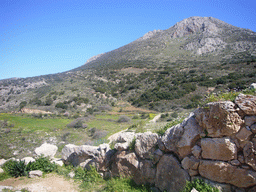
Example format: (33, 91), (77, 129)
(195, 101), (243, 137)
(135, 132), (158, 159)
(68, 171), (75, 178)
(155, 154), (190, 192)
(199, 160), (256, 188)
(243, 141), (256, 171)
(0, 186), (13, 191)
(161, 114), (202, 158)
(62, 144), (99, 166)
(192, 145), (201, 159)
(0, 159), (6, 167)
(114, 142), (129, 151)
(29, 170), (43, 178)
(235, 94), (256, 115)
(251, 124), (256, 134)
(35, 143), (58, 159)
(201, 137), (237, 161)
(236, 127), (253, 142)
(51, 158), (64, 166)
(244, 116), (256, 127)
(138, 159), (156, 184)
(111, 151), (140, 181)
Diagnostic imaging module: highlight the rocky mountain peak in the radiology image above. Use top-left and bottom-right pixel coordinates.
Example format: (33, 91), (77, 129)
(169, 16), (221, 38)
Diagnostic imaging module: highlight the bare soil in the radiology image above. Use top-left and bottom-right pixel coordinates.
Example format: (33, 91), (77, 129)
(0, 173), (79, 192)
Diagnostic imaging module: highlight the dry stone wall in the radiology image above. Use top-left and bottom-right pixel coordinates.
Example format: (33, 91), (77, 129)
(62, 93), (256, 192)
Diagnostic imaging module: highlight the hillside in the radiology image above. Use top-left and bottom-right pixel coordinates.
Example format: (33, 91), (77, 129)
(0, 16), (256, 113)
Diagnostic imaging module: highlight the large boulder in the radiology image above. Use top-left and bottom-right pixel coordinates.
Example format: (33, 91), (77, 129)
(235, 94), (256, 115)
(111, 151), (140, 180)
(35, 143), (58, 159)
(199, 160), (256, 188)
(135, 132), (158, 159)
(62, 144), (99, 166)
(161, 114), (202, 158)
(201, 137), (237, 161)
(194, 101), (243, 137)
(155, 154), (190, 192)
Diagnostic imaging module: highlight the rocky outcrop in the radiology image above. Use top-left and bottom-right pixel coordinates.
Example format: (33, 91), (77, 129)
(61, 94), (256, 191)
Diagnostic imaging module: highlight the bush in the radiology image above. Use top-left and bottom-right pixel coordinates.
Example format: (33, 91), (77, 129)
(27, 156), (57, 173)
(117, 115), (131, 123)
(55, 102), (68, 109)
(2, 156), (57, 178)
(182, 179), (219, 192)
(3, 160), (28, 177)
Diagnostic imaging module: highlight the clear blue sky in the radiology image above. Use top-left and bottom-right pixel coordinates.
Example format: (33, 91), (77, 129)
(1, 0), (256, 80)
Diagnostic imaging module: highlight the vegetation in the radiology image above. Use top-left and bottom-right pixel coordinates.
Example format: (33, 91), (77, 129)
(2, 156), (57, 178)
(182, 179), (219, 192)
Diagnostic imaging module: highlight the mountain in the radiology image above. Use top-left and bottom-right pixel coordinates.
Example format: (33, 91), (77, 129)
(1, 16), (256, 113)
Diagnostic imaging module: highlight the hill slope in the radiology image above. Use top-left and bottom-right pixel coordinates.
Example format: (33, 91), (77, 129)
(1, 16), (256, 113)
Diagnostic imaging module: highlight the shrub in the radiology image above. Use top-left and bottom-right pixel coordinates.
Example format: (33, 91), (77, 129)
(117, 115), (131, 123)
(55, 102), (68, 109)
(3, 160), (28, 177)
(182, 179), (219, 192)
(2, 156), (57, 178)
(27, 156), (57, 173)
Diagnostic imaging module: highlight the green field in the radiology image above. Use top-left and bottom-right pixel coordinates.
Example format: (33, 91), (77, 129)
(0, 112), (155, 159)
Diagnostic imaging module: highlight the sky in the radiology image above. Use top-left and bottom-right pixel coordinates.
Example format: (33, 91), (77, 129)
(1, 0), (256, 80)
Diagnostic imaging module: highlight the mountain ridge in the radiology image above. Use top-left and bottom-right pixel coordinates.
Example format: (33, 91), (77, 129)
(1, 16), (256, 112)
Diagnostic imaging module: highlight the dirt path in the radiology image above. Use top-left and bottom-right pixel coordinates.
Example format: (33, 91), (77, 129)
(0, 173), (79, 192)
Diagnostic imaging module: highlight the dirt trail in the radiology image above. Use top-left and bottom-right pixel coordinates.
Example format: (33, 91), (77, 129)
(0, 173), (79, 192)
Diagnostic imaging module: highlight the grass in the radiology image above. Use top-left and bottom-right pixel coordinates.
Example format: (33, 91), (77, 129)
(0, 113), (72, 133)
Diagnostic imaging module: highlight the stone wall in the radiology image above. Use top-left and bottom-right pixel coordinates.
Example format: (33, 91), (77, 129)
(62, 93), (256, 192)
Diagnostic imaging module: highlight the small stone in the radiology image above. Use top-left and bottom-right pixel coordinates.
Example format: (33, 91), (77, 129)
(189, 169), (199, 177)
(236, 127), (253, 142)
(21, 157), (35, 165)
(29, 170), (43, 178)
(241, 165), (250, 169)
(191, 188), (199, 192)
(238, 155), (245, 164)
(51, 158), (64, 166)
(0, 159), (6, 167)
(235, 94), (256, 115)
(244, 116), (256, 127)
(231, 160), (241, 166)
(68, 171), (75, 178)
(192, 145), (201, 159)
(251, 124), (256, 134)
(0, 186), (13, 191)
